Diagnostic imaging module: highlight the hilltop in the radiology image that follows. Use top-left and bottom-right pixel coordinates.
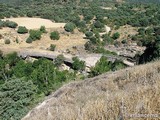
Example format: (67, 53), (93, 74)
(22, 60), (160, 120)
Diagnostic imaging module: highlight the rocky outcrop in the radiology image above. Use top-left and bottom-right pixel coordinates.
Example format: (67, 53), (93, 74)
(22, 60), (160, 120)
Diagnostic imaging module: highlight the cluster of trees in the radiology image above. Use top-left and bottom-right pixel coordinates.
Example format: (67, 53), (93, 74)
(137, 27), (160, 63)
(0, 52), (76, 119)
(89, 56), (126, 77)
(0, 20), (18, 28)
(106, 3), (160, 27)
(25, 26), (47, 43)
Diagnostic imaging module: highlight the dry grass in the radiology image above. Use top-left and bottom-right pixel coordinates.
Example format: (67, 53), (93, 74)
(2, 17), (65, 29)
(22, 61), (160, 120)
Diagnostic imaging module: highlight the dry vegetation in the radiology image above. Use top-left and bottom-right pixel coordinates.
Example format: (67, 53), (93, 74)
(2, 18), (66, 29)
(0, 18), (86, 53)
(112, 25), (138, 41)
(22, 60), (160, 120)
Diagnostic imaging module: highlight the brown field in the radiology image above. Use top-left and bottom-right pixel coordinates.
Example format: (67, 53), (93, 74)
(23, 60), (160, 120)
(0, 18), (87, 54)
(2, 17), (66, 29)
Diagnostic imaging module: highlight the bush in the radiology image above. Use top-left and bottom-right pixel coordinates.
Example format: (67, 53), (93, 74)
(72, 57), (85, 71)
(94, 21), (104, 28)
(29, 30), (42, 41)
(5, 20), (18, 28)
(64, 22), (76, 32)
(50, 31), (60, 40)
(84, 41), (96, 52)
(121, 39), (127, 44)
(40, 26), (47, 33)
(0, 78), (37, 120)
(112, 32), (120, 40)
(89, 56), (111, 77)
(50, 44), (56, 51)
(54, 54), (65, 67)
(85, 31), (93, 38)
(17, 26), (28, 34)
(5, 39), (10, 44)
(26, 37), (33, 43)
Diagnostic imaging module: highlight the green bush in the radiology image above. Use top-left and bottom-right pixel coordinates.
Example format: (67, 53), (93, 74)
(112, 32), (120, 40)
(94, 21), (104, 28)
(0, 78), (37, 120)
(26, 37), (33, 43)
(5, 20), (18, 28)
(84, 41), (96, 52)
(72, 57), (86, 71)
(17, 26), (28, 34)
(85, 31), (93, 38)
(40, 26), (47, 33)
(50, 44), (56, 51)
(89, 56), (111, 77)
(5, 39), (10, 44)
(29, 30), (42, 41)
(50, 31), (60, 40)
(64, 22), (76, 32)
(54, 54), (65, 67)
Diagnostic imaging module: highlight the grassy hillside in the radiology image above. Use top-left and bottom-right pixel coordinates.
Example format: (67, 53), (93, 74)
(22, 60), (160, 120)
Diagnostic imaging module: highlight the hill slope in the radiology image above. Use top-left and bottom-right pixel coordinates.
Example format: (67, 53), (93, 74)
(22, 61), (160, 120)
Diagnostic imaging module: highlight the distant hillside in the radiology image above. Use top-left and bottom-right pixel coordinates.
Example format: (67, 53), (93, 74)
(126, 0), (160, 3)
(22, 60), (160, 120)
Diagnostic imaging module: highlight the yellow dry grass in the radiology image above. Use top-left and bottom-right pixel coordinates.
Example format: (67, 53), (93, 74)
(2, 17), (66, 29)
(22, 60), (160, 120)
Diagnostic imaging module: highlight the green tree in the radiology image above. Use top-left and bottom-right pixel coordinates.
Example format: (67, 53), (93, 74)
(26, 37), (33, 43)
(29, 30), (42, 41)
(112, 32), (120, 40)
(50, 44), (56, 51)
(54, 54), (65, 67)
(0, 78), (37, 120)
(94, 21), (104, 28)
(40, 26), (47, 33)
(4, 52), (20, 67)
(17, 26), (28, 34)
(5, 21), (18, 28)
(64, 22), (76, 32)
(89, 56), (111, 77)
(50, 31), (60, 40)
(85, 31), (93, 38)
(72, 57), (85, 71)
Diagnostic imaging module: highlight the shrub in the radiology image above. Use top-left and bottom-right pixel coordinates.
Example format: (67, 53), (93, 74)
(64, 22), (76, 32)
(50, 44), (56, 51)
(17, 26), (28, 34)
(72, 57), (86, 71)
(26, 37), (33, 43)
(94, 21), (104, 28)
(29, 30), (42, 41)
(50, 31), (60, 40)
(121, 39), (127, 44)
(5, 20), (18, 28)
(89, 56), (111, 77)
(54, 54), (65, 67)
(85, 31), (93, 38)
(40, 26), (47, 33)
(112, 32), (120, 40)
(5, 39), (10, 44)
(0, 78), (37, 120)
